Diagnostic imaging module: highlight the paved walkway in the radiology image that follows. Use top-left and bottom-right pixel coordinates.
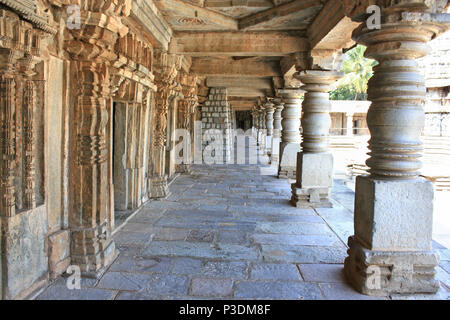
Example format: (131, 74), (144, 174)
(36, 163), (450, 300)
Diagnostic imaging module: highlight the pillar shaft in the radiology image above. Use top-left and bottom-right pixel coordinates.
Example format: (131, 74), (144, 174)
(270, 101), (284, 164)
(291, 70), (342, 208)
(344, 6), (447, 295)
(278, 90), (303, 179)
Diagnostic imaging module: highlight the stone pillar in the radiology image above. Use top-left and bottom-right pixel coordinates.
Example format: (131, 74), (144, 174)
(176, 73), (198, 174)
(344, 3), (448, 296)
(202, 87), (233, 164)
(257, 108), (266, 152)
(278, 89), (304, 179)
(271, 100), (284, 164)
(151, 52), (182, 198)
(346, 113), (354, 136)
(265, 102), (275, 158)
(291, 70), (342, 208)
(64, 2), (132, 277)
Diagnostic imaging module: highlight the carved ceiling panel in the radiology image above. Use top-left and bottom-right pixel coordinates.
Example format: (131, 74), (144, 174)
(154, 0), (326, 32)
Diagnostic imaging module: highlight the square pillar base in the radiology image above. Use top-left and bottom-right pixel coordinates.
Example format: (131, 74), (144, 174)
(278, 143), (301, 179)
(345, 176), (439, 296)
(344, 236), (440, 296)
(290, 152), (333, 207)
(149, 176), (170, 199)
(176, 164), (191, 174)
(291, 184), (332, 208)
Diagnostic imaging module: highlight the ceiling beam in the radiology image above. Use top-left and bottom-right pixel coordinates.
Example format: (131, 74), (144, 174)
(307, 0), (360, 50)
(191, 58), (281, 77)
(172, 31), (309, 56)
(206, 77), (272, 89)
(227, 87), (267, 97)
(239, 0), (322, 30)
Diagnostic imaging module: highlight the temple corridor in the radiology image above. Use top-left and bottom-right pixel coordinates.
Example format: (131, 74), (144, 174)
(35, 158), (450, 300)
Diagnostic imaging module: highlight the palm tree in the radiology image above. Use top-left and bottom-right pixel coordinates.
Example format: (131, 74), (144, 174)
(331, 45), (377, 100)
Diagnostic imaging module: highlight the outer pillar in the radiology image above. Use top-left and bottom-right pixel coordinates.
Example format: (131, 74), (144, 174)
(344, 3), (447, 296)
(278, 89), (304, 179)
(291, 70), (342, 208)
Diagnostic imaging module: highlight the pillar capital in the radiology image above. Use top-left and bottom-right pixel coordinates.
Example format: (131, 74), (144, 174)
(278, 88), (305, 99)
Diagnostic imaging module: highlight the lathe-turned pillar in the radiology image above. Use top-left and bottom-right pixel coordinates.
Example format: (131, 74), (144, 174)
(344, 3), (447, 296)
(278, 89), (304, 179)
(271, 100), (284, 164)
(264, 102), (275, 158)
(291, 70), (342, 208)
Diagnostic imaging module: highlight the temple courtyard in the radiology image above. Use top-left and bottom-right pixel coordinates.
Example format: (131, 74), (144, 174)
(34, 160), (450, 300)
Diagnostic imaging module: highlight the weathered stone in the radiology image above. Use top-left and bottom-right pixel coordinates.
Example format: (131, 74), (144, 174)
(190, 278), (234, 297)
(48, 230), (71, 279)
(234, 281), (323, 300)
(250, 263), (301, 281)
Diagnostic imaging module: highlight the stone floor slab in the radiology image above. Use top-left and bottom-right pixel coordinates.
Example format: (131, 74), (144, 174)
(190, 278), (234, 297)
(298, 264), (346, 283)
(250, 263), (301, 281)
(234, 281), (323, 300)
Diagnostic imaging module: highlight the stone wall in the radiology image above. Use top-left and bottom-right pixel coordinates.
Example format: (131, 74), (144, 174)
(201, 88), (234, 163)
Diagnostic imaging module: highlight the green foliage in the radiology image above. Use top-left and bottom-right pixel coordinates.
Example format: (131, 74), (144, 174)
(330, 45), (377, 101)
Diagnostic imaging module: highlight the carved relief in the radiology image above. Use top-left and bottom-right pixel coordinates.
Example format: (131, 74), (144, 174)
(0, 9), (46, 216)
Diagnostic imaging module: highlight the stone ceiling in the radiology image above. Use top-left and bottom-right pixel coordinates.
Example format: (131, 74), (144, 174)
(152, 0), (346, 109)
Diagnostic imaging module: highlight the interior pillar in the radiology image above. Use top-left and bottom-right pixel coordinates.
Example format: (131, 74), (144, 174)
(291, 70), (342, 208)
(271, 99), (284, 164)
(264, 102), (275, 160)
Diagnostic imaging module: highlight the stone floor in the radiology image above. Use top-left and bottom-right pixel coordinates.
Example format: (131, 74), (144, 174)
(35, 161), (450, 300)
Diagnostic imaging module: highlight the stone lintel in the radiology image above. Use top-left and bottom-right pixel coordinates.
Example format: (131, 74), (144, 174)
(173, 32), (309, 56)
(191, 59), (281, 77)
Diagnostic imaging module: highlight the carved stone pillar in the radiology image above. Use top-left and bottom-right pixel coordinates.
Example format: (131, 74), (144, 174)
(0, 51), (19, 218)
(291, 70), (342, 208)
(64, 2), (131, 277)
(271, 99), (284, 164)
(176, 73), (198, 174)
(150, 51), (181, 198)
(344, 2), (448, 296)
(278, 89), (304, 179)
(264, 102), (275, 158)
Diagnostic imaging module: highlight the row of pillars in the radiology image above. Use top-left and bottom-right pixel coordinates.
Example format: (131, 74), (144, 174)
(251, 15), (444, 296)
